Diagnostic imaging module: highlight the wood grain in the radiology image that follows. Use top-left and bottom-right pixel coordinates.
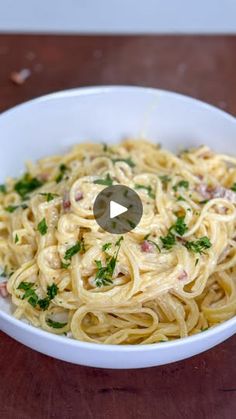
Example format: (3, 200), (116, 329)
(0, 35), (236, 419)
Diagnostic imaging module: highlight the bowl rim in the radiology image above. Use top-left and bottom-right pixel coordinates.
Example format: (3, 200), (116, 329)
(0, 85), (235, 352)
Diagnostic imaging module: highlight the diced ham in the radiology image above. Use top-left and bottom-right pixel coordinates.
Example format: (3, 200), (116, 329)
(196, 183), (236, 203)
(196, 183), (212, 200)
(63, 192), (71, 210)
(178, 270), (188, 281)
(141, 240), (154, 253)
(0, 282), (8, 298)
(75, 191), (83, 201)
(210, 186), (236, 203)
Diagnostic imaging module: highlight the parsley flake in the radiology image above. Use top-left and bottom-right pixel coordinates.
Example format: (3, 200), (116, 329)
(64, 240), (84, 260)
(135, 184), (155, 199)
(231, 183), (236, 192)
(112, 157), (135, 167)
(40, 192), (59, 202)
(184, 236), (212, 254)
(5, 203), (28, 213)
(170, 216), (188, 236)
(173, 180), (189, 192)
(0, 184), (6, 193)
(160, 232), (176, 250)
(55, 164), (68, 183)
(46, 318), (67, 329)
(95, 236), (123, 287)
(37, 218), (48, 235)
(14, 173), (43, 199)
(93, 173), (113, 186)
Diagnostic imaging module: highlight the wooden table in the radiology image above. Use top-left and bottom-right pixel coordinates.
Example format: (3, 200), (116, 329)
(0, 35), (236, 419)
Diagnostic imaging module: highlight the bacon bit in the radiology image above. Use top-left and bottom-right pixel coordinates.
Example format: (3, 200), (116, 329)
(0, 282), (8, 298)
(178, 270), (188, 281)
(10, 68), (31, 85)
(141, 240), (154, 253)
(63, 192), (71, 210)
(75, 191), (83, 201)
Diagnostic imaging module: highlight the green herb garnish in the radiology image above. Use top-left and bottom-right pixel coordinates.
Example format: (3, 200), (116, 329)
(0, 184), (6, 193)
(231, 183), (236, 192)
(64, 240), (84, 260)
(102, 242), (112, 252)
(55, 164), (68, 183)
(61, 261), (70, 269)
(14, 173), (43, 199)
(134, 184), (155, 199)
(184, 236), (212, 254)
(5, 203), (28, 213)
(18, 282), (58, 310)
(159, 175), (171, 185)
(37, 218), (48, 235)
(112, 157), (135, 168)
(93, 173), (113, 186)
(46, 318), (67, 329)
(94, 236), (123, 287)
(170, 216), (188, 236)
(15, 234), (19, 243)
(177, 196), (186, 201)
(160, 232), (176, 250)
(40, 192), (59, 202)
(173, 180), (189, 192)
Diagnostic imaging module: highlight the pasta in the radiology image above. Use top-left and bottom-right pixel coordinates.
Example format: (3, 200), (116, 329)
(0, 139), (236, 344)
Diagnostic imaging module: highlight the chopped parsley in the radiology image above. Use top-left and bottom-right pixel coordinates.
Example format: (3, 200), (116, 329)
(40, 192), (59, 202)
(177, 196), (186, 201)
(195, 258), (199, 266)
(173, 180), (189, 192)
(231, 183), (236, 192)
(94, 237), (123, 287)
(46, 318), (67, 329)
(64, 240), (84, 260)
(14, 173), (43, 199)
(47, 283), (58, 300)
(199, 199), (209, 204)
(61, 261), (70, 269)
(134, 184), (155, 199)
(18, 282), (58, 310)
(55, 164), (68, 183)
(160, 232), (176, 250)
(93, 173), (113, 186)
(112, 157), (135, 168)
(37, 218), (48, 235)
(102, 242), (112, 252)
(5, 203), (28, 213)
(0, 184), (6, 193)
(170, 216), (188, 236)
(15, 234), (19, 244)
(159, 175), (171, 186)
(184, 236), (212, 254)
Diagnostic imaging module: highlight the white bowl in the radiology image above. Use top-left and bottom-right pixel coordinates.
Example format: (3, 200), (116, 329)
(0, 86), (236, 369)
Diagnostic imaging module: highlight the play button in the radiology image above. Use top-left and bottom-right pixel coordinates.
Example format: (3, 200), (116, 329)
(110, 201), (128, 219)
(93, 185), (143, 234)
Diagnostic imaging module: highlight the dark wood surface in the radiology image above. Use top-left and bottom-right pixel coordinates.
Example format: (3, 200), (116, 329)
(0, 35), (236, 419)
